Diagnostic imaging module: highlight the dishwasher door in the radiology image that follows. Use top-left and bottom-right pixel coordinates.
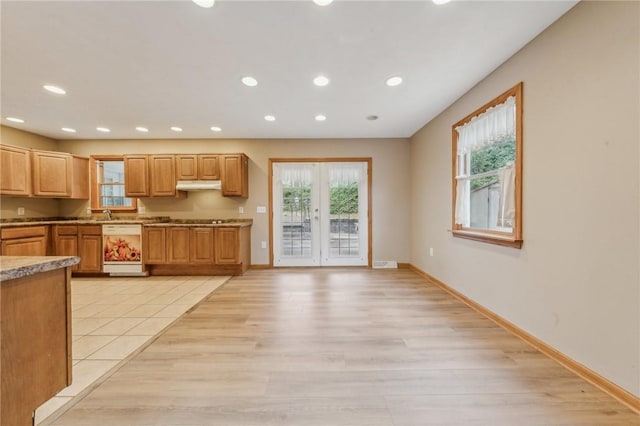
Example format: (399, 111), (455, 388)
(102, 224), (145, 275)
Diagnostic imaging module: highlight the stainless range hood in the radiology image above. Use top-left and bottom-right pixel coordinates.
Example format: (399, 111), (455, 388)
(176, 180), (222, 191)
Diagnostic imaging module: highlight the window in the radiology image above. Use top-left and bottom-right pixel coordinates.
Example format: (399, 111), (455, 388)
(452, 82), (523, 248)
(90, 156), (137, 212)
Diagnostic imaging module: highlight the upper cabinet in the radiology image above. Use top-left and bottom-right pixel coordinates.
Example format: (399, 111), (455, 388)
(125, 154), (180, 198)
(124, 155), (149, 197)
(0, 144), (31, 196)
(149, 155), (177, 197)
(176, 154), (220, 180)
(221, 154), (249, 197)
(32, 150), (73, 197)
(70, 156), (90, 199)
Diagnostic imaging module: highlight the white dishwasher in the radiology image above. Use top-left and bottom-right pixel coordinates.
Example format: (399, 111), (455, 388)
(102, 224), (146, 276)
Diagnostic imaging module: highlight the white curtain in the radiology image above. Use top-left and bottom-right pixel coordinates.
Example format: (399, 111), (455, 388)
(454, 96), (516, 226)
(496, 163), (515, 228)
(455, 96), (515, 156)
(329, 163), (362, 187)
(279, 164), (313, 188)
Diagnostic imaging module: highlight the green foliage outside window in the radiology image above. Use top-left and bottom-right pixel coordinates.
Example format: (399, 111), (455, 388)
(330, 182), (358, 215)
(470, 135), (515, 191)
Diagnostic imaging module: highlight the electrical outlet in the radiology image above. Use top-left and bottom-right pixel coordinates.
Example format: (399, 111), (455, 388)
(261, 241), (267, 249)
(429, 247), (434, 257)
(138, 206), (146, 214)
(239, 206), (244, 214)
(17, 207), (25, 216)
(85, 207), (92, 215)
(256, 206), (266, 214)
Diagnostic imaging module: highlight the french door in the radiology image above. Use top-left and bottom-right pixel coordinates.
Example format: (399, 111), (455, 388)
(272, 161), (369, 267)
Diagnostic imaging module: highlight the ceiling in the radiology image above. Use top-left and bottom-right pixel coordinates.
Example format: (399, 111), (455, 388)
(1, 0), (578, 141)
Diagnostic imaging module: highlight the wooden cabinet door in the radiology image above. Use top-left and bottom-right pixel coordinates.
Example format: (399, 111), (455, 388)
(54, 225), (79, 272)
(0, 144), (31, 196)
(214, 227), (239, 264)
(70, 156), (90, 199)
(198, 155), (220, 180)
(220, 154), (248, 197)
(0, 226), (48, 256)
(32, 150), (72, 197)
(167, 227), (190, 263)
(124, 155), (149, 197)
(78, 226), (102, 272)
(149, 155), (176, 197)
(176, 155), (198, 180)
(1, 237), (47, 256)
(190, 228), (214, 264)
(143, 227), (166, 264)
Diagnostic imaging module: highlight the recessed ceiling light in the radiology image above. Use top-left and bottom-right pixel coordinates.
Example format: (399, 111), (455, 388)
(61, 127), (76, 133)
(315, 114), (327, 122)
(386, 76), (403, 87)
(171, 126), (183, 132)
(264, 115), (276, 122)
(432, 0), (451, 4)
(136, 126), (149, 133)
(6, 117), (24, 123)
(43, 84), (66, 95)
(313, 0), (333, 5)
(192, 0), (215, 7)
(96, 127), (110, 133)
(241, 76), (258, 87)
(366, 115), (379, 121)
(210, 126), (222, 132)
(313, 75), (330, 87)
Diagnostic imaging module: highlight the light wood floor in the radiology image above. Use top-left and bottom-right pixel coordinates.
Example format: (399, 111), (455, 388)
(50, 268), (638, 425)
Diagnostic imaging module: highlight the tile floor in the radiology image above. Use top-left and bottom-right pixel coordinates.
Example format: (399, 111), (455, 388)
(35, 275), (230, 425)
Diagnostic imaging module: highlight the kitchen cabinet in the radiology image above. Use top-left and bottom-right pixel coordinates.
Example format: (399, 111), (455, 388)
(54, 225), (79, 272)
(0, 144), (31, 196)
(149, 155), (177, 197)
(215, 226), (250, 273)
(124, 155), (149, 197)
(220, 154), (248, 197)
(166, 227), (190, 264)
(1, 258), (75, 426)
(176, 154), (220, 180)
(70, 156), (90, 199)
(32, 150), (72, 197)
(78, 225), (102, 272)
(1, 226), (48, 256)
(190, 227), (214, 264)
(143, 227), (166, 264)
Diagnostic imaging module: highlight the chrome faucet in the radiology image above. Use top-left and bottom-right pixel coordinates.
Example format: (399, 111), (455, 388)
(102, 209), (113, 221)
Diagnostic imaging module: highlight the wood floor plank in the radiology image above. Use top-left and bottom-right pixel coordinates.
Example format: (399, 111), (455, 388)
(50, 268), (639, 425)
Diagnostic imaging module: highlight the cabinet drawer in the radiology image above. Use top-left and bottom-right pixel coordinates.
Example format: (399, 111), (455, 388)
(78, 225), (102, 236)
(55, 225), (78, 236)
(1, 226), (47, 240)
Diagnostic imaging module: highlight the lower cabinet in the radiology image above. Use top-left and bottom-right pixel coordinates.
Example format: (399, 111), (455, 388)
(190, 228), (215, 264)
(77, 225), (102, 273)
(53, 224), (102, 273)
(167, 227), (190, 264)
(1, 226), (48, 256)
(142, 225), (249, 274)
(143, 227), (166, 264)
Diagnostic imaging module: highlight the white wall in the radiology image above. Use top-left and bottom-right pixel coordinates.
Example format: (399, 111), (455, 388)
(410, 1), (639, 396)
(58, 138), (411, 266)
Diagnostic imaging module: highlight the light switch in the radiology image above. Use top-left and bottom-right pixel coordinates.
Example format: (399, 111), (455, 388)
(256, 206), (266, 213)
(239, 207), (244, 214)
(17, 207), (25, 216)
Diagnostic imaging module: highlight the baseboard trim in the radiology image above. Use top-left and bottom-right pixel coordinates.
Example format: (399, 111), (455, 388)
(249, 264), (272, 269)
(408, 264), (640, 414)
(397, 262), (411, 269)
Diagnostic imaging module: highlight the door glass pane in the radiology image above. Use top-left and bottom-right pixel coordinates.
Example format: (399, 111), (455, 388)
(280, 166), (312, 258)
(328, 164), (361, 258)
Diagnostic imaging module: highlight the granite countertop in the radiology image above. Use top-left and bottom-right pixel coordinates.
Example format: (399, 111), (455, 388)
(0, 256), (80, 281)
(143, 220), (252, 228)
(0, 217), (253, 228)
